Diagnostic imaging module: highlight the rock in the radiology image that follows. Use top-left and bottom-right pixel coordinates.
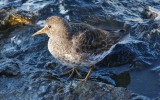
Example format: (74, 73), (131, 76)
(0, 61), (20, 77)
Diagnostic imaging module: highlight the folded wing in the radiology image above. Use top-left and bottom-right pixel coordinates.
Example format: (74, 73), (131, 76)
(71, 23), (123, 54)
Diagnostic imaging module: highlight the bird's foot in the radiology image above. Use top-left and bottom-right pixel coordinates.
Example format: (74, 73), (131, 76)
(61, 68), (82, 80)
(75, 65), (95, 82)
(75, 78), (88, 82)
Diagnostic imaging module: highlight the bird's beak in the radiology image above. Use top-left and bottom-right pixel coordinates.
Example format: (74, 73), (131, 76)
(32, 27), (46, 36)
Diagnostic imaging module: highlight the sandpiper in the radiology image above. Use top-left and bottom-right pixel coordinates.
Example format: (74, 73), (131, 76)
(32, 16), (126, 81)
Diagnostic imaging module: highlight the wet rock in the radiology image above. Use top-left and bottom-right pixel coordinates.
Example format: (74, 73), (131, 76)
(0, 61), (20, 76)
(3, 50), (21, 58)
(69, 81), (129, 100)
(130, 93), (151, 100)
(23, 72), (151, 100)
(151, 66), (160, 73)
(145, 6), (160, 20)
(111, 71), (131, 88)
(98, 40), (157, 69)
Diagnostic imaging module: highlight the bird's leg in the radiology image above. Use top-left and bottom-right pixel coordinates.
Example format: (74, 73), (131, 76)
(75, 65), (95, 82)
(61, 68), (82, 79)
(75, 69), (82, 78)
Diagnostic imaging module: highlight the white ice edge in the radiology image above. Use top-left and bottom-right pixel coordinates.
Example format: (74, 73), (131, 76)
(37, 20), (46, 27)
(59, 4), (69, 14)
(148, 6), (160, 20)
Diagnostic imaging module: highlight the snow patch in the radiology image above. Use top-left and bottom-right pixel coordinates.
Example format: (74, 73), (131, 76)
(21, 0), (52, 11)
(37, 20), (45, 27)
(11, 36), (21, 45)
(148, 6), (160, 20)
(59, 4), (69, 14)
(65, 15), (70, 20)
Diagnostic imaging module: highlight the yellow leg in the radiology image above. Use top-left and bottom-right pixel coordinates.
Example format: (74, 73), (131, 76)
(75, 65), (95, 82)
(61, 68), (82, 79)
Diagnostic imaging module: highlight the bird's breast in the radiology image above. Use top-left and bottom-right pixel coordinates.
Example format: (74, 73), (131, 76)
(48, 38), (82, 64)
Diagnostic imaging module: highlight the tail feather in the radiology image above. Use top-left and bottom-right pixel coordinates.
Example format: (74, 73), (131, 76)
(104, 29), (128, 50)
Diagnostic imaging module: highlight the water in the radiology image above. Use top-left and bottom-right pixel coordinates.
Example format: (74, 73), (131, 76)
(128, 68), (159, 98)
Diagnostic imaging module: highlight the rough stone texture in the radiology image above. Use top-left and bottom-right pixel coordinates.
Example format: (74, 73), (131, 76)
(0, 0), (160, 100)
(0, 60), (20, 76)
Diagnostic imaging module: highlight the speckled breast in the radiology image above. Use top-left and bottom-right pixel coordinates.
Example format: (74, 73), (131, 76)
(48, 38), (83, 68)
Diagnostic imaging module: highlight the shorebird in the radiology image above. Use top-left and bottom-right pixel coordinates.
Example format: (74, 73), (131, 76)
(32, 16), (126, 81)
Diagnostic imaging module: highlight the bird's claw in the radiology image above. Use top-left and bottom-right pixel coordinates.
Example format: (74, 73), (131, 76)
(74, 78), (88, 82)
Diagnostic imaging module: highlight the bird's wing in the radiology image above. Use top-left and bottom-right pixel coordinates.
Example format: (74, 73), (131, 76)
(71, 23), (122, 54)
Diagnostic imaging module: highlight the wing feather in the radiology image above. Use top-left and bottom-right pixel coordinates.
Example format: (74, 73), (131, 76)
(71, 23), (122, 54)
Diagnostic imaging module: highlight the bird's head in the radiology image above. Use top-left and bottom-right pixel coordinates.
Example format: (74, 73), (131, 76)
(32, 16), (69, 37)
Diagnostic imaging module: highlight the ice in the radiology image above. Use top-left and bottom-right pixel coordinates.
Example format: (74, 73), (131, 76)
(59, 4), (69, 14)
(148, 6), (160, 20)
(37, 20), (45, 27)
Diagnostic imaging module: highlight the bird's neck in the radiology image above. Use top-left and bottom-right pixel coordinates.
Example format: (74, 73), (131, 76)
(49, 27), (71, 44)
(55, 28), (70, 39)
(49, 33), (72, 51)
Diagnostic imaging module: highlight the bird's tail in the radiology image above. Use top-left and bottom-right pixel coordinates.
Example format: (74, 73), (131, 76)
(104, 29), (128, 51)
(111, 29), (128, 38)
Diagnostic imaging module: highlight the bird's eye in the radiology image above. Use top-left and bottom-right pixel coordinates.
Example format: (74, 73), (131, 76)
(48, 25), (51, 28)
